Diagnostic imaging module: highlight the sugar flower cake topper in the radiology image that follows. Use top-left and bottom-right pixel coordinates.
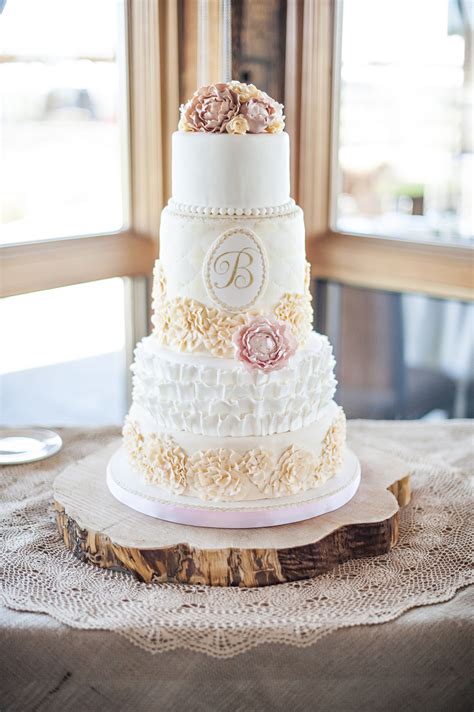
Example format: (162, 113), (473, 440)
(179, 81), (285, 134)
(232, 315), (297, 372)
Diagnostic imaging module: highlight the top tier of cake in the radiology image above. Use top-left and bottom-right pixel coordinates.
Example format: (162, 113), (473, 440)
(174, 81), (289, 212)
(172, 132), (290, 210)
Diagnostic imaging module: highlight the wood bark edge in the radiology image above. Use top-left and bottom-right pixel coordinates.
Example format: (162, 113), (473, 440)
(53, 475), (410, 588)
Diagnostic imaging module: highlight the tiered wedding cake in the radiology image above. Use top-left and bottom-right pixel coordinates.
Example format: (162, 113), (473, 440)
(121, 82), (349, 520)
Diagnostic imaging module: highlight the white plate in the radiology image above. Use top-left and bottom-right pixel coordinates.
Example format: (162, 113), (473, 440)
(0, 428), (63, 465)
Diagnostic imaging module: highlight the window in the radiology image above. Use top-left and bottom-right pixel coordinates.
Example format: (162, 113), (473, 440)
(1, 0), (127, 245)
(334, 0), (473, 245)
(320, 283), (474, 419)
(0, 279), (127, 426)
(284, 0), (473, 418)
(1, 0), (175, 426)
(0, 0), (155, 428)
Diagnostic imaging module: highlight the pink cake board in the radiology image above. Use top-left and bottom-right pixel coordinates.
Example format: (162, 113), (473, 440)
(106, 446), (361, 529)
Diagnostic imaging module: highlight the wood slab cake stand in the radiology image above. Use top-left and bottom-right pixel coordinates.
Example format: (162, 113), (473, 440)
(53, 442), (411, 587)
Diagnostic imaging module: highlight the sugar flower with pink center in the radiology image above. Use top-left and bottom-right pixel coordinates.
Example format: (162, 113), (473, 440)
(232, 316), (297, 372)
(178, 82), (285, 134)
(179, 83), (240, 133)
(240, 91), (285, 133)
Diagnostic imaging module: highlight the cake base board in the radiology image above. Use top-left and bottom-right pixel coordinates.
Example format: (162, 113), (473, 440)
(53, 440), (411, 586)
(106, 446), (361, 528)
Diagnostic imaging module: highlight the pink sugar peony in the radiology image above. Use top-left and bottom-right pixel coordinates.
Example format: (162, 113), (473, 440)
(180, 83), (240, 133)
(240, 92), (285, 133)
(232, 316), (297, 373)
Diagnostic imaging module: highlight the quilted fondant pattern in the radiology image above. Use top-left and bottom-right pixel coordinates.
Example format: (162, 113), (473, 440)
(159, 207), (306, 311)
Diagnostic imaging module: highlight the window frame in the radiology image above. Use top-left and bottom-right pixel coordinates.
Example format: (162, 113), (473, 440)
(0, 0), (179, 299)
(3, 0), (471, 304)
(285, 0), (473, 302)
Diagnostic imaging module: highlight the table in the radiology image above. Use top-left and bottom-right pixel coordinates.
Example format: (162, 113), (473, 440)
(0, 422), (472, 712)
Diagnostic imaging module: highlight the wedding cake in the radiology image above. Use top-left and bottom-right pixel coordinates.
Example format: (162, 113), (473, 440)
(122, 82), (347, 514)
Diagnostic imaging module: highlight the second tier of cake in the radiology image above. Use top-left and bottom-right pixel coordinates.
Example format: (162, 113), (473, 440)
(132, 332), (336, 437)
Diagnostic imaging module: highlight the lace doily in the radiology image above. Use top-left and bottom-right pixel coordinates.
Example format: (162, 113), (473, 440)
(0, 422), (472, 659)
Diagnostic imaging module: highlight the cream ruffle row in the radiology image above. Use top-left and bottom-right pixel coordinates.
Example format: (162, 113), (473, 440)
(124, 401), (345, 502)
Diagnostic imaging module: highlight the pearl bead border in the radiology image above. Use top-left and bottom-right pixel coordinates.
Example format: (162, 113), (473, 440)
(167, 199), (296, 217)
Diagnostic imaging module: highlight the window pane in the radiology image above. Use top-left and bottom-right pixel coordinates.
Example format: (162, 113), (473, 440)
(0, 279), (127, 426)
(0, 0), (126, 245)
(320, 283), (474, 419)
(334, 0), (473, 245)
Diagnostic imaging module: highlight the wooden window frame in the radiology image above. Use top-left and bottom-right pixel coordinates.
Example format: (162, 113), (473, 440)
(1, 0), (179, 299)
(285, 0), (473, 303)
(4, 0), (471, 303)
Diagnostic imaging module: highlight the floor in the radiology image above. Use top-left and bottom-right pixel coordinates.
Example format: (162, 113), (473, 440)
(0, 352), (127, 428)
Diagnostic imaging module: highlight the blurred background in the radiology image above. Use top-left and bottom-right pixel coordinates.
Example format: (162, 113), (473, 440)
(1, 0), (473, 426)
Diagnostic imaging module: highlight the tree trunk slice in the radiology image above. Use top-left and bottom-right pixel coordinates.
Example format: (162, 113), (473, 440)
(53, 440), (411, 587)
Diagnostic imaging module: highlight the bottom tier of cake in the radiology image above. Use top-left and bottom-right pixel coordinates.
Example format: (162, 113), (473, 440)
(106, 444), (360, 528)
(123, 400), (346, 503)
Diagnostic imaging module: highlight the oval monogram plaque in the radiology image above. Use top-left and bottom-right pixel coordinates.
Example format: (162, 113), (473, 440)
(203, 228), (268, 312)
